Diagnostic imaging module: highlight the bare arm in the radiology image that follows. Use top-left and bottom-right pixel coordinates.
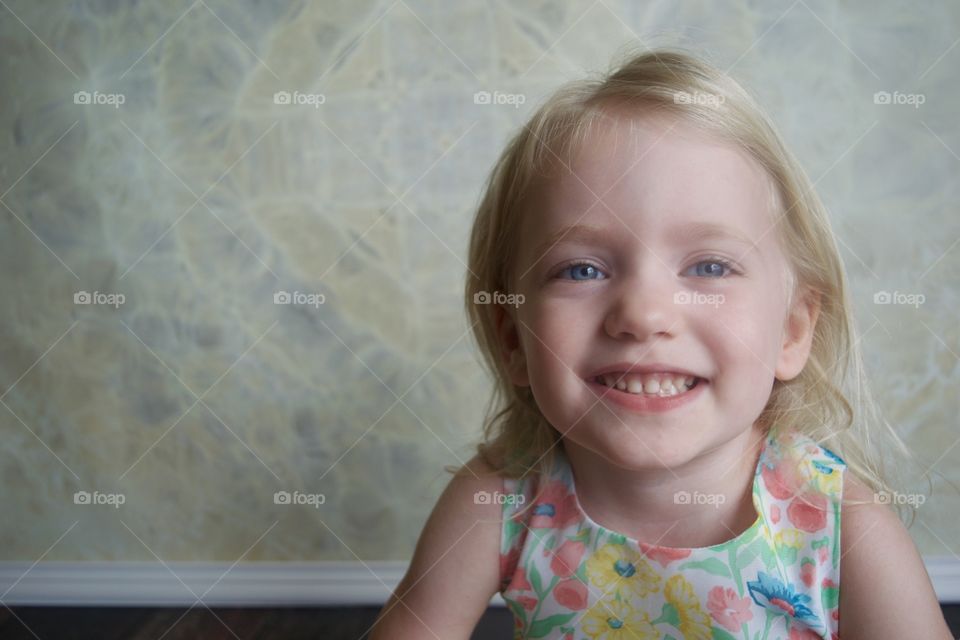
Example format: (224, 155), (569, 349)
(838, 474), (952, 639)
(368, 454), (505, 640)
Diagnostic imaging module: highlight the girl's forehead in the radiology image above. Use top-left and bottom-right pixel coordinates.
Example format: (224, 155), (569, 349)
(526, 120), (778, 237)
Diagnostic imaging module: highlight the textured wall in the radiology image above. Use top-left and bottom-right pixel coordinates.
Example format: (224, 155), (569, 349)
(1, 0), (957, 563)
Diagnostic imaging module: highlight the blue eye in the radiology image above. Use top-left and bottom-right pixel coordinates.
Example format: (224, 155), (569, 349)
(686, 258), (735, 278)
(556, 261), (606, 281)
(553, 258), (736, 281)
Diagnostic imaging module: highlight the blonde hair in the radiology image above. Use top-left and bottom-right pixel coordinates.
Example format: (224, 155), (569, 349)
(461, 46), (928, 525)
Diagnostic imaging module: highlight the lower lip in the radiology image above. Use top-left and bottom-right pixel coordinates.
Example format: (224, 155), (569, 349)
(586, 378), (707, 413)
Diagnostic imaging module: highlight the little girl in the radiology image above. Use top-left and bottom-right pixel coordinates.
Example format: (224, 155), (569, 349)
(370, 48), (952, 640)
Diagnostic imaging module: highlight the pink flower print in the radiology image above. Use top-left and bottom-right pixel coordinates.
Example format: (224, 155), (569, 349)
(514, 566), (533, 591)
(638, 542), (692, 568)
(707, 586), (754, 632)
(550, 540), (586, 578)
(800, 560), (816, 588)
(787, 492), (827, 532)
(770, 504), (781, 524)
(817, 546), (829, 564)
(500, 548), (520, 589)
(517, 595), (538, 611)
(553, 577), (589, 610)
(761, 457), (805, 500)
(789, 624), (822, 640)
(530, 481), (581, 529)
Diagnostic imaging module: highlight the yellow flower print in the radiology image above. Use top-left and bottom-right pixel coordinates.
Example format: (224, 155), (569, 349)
(582, 597), (660, 640)
(775, 528), (803, 550)
(587, 543), (661, 598)
(664, 574), (712, 640)
(759, 520), (776, 547)
(810, 459), (842, 495)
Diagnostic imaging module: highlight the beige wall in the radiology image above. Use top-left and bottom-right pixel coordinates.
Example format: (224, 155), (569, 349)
(1, 0), (957, 563)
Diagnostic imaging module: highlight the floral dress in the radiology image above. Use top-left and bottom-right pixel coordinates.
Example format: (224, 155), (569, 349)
(498, 428), (846, 640)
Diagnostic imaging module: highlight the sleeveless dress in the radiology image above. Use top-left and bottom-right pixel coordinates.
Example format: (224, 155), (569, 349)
(498, 427), (846, 640)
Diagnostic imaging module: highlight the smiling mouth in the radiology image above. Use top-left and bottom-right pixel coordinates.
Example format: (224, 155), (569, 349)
(590, 372), (705, 398)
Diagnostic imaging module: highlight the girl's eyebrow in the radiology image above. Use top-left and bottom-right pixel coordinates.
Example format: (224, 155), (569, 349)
(532, 221), (755, 259)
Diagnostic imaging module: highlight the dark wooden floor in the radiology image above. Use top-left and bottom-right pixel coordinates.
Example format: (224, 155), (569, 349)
(1, 604), (957, 639)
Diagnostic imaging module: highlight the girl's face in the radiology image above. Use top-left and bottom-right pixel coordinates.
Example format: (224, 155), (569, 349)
(495, 113), (819, 472)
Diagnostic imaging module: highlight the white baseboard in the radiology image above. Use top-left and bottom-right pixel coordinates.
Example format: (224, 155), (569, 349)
(0, 558), (957, 607)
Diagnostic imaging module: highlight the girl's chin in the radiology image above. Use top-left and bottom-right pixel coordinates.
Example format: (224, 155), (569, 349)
(563, 430), (701, 470)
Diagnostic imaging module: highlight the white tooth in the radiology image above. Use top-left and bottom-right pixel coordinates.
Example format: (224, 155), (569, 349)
(670, 376), (685, 391)
(602, 375), (614, 388)
(627, 377), (644, 394)
(684, 376), (695, 388)
(616, 379), (628, 391)
(662, 385), (678, 397)
(660, 379), (676, 394)
(643, 378), (660, 394)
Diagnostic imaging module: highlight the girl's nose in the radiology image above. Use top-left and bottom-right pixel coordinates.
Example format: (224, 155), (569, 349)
(602, 264), (680, 342)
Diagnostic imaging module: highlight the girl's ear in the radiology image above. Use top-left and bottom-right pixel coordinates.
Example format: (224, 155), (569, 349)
(775, 285), (821, 381)
(493, 304), (530, 387)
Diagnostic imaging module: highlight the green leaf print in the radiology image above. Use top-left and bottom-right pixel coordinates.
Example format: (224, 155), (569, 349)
(529, 562), (543, 596)
(759, 539), (777, 571)
(504, 517), (522, 546)
(736, 543), (760, 569)
(678, 557), (732, 578)
(822, 583), (839, 610)
(527, 612), (576, 638)
(779, 544), (797, 566)
(650, 601), (680, 626)
(711, 627), (739, 640)
(506, 599), (527, 628)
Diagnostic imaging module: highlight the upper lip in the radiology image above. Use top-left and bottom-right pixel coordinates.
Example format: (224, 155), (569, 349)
(586, 362), (706, 381)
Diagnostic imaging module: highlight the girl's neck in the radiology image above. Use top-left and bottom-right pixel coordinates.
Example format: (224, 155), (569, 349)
(563, 423), (767, 549)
